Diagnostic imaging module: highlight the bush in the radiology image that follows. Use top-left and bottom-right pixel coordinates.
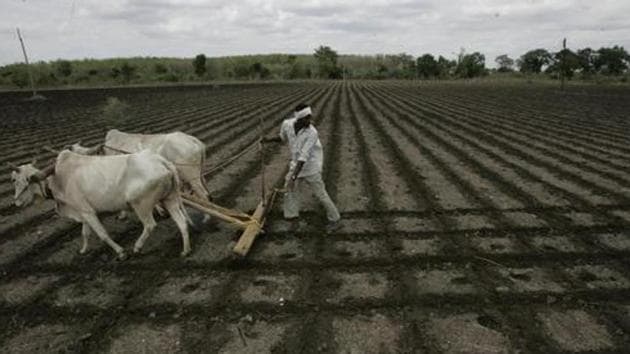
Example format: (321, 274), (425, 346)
(119, 62), (136, 83)
(160, 73), (180, 82)
(11, 69), (29, 88)
(101, 97), (130, 127)
(56, 60), (73, 77)
(154, 63), (168, 74)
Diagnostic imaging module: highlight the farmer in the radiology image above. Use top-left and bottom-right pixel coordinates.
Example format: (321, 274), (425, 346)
(262, 104), (341, 233)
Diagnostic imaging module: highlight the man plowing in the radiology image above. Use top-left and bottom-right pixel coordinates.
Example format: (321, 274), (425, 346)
(263, 104), (341, 233)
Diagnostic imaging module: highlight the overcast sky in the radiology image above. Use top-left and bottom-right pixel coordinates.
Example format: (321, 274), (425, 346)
(1, 0), (629, 67)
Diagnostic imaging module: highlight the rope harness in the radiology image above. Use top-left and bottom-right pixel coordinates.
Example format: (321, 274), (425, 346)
(201, 142), (258, 177)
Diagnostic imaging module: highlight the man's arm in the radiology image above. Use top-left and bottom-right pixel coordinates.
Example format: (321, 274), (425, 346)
(290, 161), (305, 181)
(264, 119), (291, 144)
(290, 130), (317, 180)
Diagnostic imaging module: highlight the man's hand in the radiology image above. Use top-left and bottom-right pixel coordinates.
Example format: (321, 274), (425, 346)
(287, 178), (296, 191)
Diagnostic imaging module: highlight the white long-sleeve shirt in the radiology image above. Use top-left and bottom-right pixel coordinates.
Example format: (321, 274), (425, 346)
(292, 125), (323, 177)
(279, 116), (298, 156)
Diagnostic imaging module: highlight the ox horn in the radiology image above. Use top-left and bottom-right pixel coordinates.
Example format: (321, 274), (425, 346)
(7, 161), (20, 172)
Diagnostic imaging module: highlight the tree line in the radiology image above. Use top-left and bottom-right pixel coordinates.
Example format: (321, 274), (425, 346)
(1, 44), (628, 89)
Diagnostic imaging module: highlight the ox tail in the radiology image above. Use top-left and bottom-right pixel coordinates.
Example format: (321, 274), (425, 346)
(161, 158), (193, 226)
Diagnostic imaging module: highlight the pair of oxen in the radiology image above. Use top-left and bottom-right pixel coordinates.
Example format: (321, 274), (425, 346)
(9, 129), (210, 259)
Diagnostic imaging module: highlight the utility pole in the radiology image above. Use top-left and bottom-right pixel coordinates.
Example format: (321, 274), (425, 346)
(16, 28), (38, 97)
(560, 38), (566, 91)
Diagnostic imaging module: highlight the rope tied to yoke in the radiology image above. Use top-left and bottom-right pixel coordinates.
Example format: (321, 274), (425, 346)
(201, 142), (259, 176)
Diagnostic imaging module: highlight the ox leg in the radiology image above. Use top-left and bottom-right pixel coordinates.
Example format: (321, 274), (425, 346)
(81, 214), (126, 259)
(131, 202), (157, 254)
(155, 205), (166, 217)
(190, 181), (212, 224)
(80, 223), (91, 254)
(164, 198), (191, 257)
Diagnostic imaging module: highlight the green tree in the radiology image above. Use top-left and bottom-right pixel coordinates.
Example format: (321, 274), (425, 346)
(314, 45), (340, 79)
(547, 49), (581, 78)
(518, 49), (552, 73)
(193, 54), (207, 77)
(56, 60), (73, 77)
(494, 54), (514, 72)
(437, 56), (456, 78)
(250, 62), (271, 79)
(576, 48), (596, 74)
(389, 53), (415, 78)
(416, 54), (439, 78)
(594, 46), (629, 75)
(456, 52), (486, 78)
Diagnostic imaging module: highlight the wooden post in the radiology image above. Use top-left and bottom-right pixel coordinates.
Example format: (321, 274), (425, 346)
(560, 38), (566, 91)
(16, 28), (38, 97)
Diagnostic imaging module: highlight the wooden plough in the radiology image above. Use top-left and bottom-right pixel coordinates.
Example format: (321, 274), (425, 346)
(187, 134), (278, 257)
(181, 188), (278, 257)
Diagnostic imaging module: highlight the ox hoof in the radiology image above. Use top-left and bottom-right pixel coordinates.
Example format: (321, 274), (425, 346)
(117, 251), (128, 261)
(133, 246), (143, 254)
(180, 250), (191, 257)
(79, 249), (88, 255)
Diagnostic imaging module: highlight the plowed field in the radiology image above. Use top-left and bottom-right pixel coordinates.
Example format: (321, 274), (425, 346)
(1, 81), (630, 353)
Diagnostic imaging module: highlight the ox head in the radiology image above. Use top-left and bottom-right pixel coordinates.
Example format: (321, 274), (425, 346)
(8, 160), (53, 207)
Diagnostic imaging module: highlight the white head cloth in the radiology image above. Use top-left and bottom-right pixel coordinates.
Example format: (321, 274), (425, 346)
(295, 106), (312, 119)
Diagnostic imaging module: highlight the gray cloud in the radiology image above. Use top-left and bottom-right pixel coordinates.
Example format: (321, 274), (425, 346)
(1, 0), (629, 67)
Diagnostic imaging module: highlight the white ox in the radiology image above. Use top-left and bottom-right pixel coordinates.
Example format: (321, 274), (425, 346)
(9, 150), (192, 259)
(72, 129), (210, 202)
